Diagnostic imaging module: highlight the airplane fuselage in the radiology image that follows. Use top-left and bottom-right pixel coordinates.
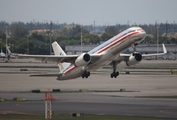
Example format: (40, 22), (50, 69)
(57, 27), (146, 80)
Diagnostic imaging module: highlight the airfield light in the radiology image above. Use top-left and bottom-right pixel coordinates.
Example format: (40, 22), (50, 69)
(45, 89), (56, 120)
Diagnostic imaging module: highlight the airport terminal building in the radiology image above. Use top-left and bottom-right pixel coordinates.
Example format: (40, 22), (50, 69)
(65, 44), (177, 60)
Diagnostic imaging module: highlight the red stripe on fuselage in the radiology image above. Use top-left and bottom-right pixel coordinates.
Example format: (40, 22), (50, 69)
(97, 32), (139, 54)
(64, 66), (76, 75)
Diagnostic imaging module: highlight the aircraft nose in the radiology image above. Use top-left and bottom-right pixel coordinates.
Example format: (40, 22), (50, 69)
(139, 30), (146, 39)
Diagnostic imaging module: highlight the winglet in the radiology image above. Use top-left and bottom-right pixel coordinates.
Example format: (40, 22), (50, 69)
(6, 45), (11, 54)
(162, 44), (167, 54)
(6, 45), (18, 56)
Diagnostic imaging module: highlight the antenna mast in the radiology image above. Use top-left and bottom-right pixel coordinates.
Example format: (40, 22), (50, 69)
(81, 25), (83, 53)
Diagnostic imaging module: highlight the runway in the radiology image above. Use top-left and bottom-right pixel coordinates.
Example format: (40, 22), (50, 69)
(1, 93), (177, 118)
(0, 59), (177, 118)
(0, 74), (177, 96)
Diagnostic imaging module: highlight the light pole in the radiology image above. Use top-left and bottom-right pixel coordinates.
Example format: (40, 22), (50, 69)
(50, 21), (52, 55)
(27, 35), (29, 54)
(50, 34), (51, 55)
(81, 25), (83, 53)
(5, 26), (7, 57)
(156, 26), (159, 59)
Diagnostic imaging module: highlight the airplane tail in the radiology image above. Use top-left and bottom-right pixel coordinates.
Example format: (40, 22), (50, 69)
(52, 41), (70, 72)
(52, 41), (66, 56)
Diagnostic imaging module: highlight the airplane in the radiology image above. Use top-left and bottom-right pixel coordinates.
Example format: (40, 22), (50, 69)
(0, 47), (6, 58)
(7, 27), (167, 80)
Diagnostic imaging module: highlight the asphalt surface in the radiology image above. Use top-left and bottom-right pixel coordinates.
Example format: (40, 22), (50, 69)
(0, 59), (177, 119)
(0, 93), (177, 119)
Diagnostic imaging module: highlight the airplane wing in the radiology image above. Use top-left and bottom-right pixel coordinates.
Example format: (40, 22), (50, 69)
(108, 44), (167, 72)
(14, 54), (101, 63)
(119, 44), (167, 58)
(141, 44), (167, 57)
(6, 45), (77, 63)
(7, 45), (101, 63)
(14, 54), (79, 63)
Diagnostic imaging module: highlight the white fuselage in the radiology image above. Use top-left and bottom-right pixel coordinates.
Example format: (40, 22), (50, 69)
(58, 27), (146, 80)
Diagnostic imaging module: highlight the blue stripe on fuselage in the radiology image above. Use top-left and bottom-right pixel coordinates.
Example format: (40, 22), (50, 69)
(88, 29), (134, 54)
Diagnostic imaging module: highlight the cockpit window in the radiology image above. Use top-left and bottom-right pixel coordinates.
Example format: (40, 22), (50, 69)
(137, 29), (142, 31)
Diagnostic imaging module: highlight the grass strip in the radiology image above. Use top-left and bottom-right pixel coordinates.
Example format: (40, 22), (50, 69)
(0, 114), (171, 120)
(136, 95), (177, 99)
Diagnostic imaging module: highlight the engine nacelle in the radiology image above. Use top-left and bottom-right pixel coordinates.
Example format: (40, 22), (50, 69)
(75, 53), (91, 66)
(126, 52), (142, 66)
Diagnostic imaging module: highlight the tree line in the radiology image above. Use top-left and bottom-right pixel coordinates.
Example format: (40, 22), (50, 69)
(0, 21), (177, 55)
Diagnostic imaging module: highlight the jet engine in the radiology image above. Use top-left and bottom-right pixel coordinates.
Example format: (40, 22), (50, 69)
(126, 52), (142, 66)
(75, 53), (91, 66)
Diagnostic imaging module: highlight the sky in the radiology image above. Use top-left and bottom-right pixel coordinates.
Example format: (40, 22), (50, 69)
(0, 0), (177, 25)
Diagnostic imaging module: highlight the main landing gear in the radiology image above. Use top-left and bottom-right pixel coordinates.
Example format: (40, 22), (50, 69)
(110, 71), (119, 78)
(82, 71), (90, 78)
(110, 61), (119, 78)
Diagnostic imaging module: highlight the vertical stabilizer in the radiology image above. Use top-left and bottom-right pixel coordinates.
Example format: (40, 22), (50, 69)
(52, 41), (66, 56)
(52, 41), (70, 72)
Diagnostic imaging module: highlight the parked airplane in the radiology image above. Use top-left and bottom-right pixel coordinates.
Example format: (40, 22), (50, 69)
(7, 27), (167, 80)
(0, 47), (6, 58)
